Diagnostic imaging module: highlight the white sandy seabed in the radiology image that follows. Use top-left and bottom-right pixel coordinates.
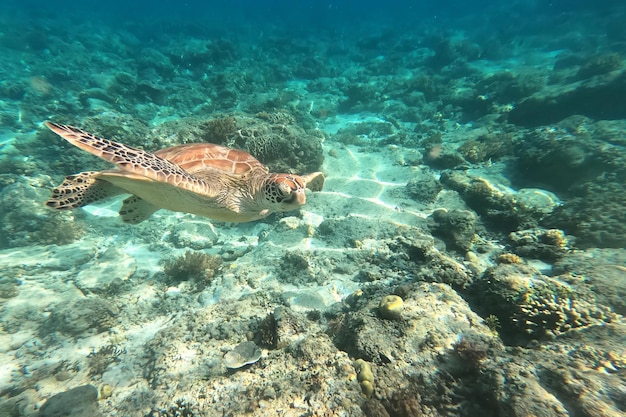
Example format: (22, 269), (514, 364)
(1, 117), (623, 417)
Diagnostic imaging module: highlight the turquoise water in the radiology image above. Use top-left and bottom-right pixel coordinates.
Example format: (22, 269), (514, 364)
(0, 1), (625, 416)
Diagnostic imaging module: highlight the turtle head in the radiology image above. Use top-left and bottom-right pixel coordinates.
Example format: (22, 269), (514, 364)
(263, 174), (308, 212)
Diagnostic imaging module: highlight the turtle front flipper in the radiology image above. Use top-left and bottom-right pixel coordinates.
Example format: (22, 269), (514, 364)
(302, 172), (325, 192)
(46, 171), (124, 209)
(44, 122), (211, 191)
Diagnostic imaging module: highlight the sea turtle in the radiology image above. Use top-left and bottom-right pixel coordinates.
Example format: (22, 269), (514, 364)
(44, 122), (324, 224)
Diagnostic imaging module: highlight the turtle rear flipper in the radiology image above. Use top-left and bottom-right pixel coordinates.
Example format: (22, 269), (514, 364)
(119, 195), (158, 224)
(46, 171), (123, 209)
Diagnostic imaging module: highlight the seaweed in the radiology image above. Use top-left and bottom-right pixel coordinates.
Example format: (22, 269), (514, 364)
(162, 250), (222, 284)
(87, 345), (126, 376)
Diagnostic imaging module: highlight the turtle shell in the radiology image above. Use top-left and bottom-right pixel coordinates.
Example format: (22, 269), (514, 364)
(155, 143), (268, 176)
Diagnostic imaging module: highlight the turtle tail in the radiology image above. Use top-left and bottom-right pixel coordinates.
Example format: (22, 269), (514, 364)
(46, 171), (123, 210)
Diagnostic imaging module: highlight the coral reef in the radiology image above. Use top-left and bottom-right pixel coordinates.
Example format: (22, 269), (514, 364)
(508, 228), (569, 261)
(468, 263), (616, 345)
(199, 116), (237, 144)
(2, 4), (626, 417)
(188, 112), (324, 174)
(457, 132), (514, 163)
(495, 253), (524, 265)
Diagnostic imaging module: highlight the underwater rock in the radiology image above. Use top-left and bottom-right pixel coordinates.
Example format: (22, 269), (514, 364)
(38, 385), (101, 417)
(475, 70), (546, 106)
(422, 146), (468, 170)
(440, 171), (558, 232)
(282, 290), (327, 312)
(424, 36), (482, 69)
(480, 359), (571, 417)
(338, 82), (381, 113)
(553, 249), (626, 316)
(0, 81), (26, 100)
(78, 87), (115, 108)
(40, 297), (119, 337)
(330, 282), (492, 365)
(416, 251), (474, 291)
(512, 124), (611, 191)
(135, 82), (166, 105)
(427, 208), (476, 252)
(276, 251), (317, 285)
(0, 177), (85, 248)
(405, 174), (442, 203)
(361, 398), (391, 417)
(317, 215), (401, 247)
(509, 69), (626, 127)
(367, 233), (474, 291)
(74, 246), (136, 292)
(522, 322), (626, 417)
(80, 112), (151, 149)
(575, 53), (623, 80)
(168, 221), (220, 250)
(546, 179), (626, 248)
(223, 341), (262, 369)
(511, 122), (626, 247)
(457, 132), (514, 164)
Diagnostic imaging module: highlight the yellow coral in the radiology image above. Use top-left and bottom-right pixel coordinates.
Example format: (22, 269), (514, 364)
(542, 229), (567, 248)
(496, 253), (523, 264)
(354, 359), (375, 398)
(379, 295), (404, 320)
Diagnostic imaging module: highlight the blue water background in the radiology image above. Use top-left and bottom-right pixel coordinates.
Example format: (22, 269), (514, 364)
(6, 1), (623, 35)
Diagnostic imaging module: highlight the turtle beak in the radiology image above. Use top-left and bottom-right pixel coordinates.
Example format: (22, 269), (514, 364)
(282, 189), (306, 206)
(293, 189), (306, 206)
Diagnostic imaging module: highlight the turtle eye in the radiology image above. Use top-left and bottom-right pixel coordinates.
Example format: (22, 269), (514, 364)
(265, 181), (293, 203)
(276, 182), (295, 203)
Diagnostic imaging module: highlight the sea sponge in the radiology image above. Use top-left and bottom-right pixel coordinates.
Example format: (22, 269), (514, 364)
(379, 295), (404, 320)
